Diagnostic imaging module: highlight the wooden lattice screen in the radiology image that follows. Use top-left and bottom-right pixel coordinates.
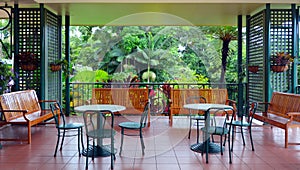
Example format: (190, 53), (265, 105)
(248, 8), (294, 106)
(17, 9), (41, 95)
(45, 10), (61, 102)
(248, 11), (265, 104)
(270, 9), (293, 92)
(16, 7), (61, 100)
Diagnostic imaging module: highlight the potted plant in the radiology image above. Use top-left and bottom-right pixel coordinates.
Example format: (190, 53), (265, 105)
(271, 52), (294, 72)
(50, 59), (68, 72)
(248, 65), (259, 73)
(0, 60), (14, 94)
(18, 52), (39, 71)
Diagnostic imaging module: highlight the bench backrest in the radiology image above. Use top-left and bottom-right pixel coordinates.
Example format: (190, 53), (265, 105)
(269, 92), (300, 121)
(170, 88), (228, 114)
(0, 90), (41, 122)
(92, 88), (148, 114)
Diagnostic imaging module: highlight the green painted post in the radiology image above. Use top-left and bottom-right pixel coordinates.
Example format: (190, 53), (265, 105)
(265, 4), (271, 111)
(246, 15), (250, 113)
(13, 4), (19, 90)
(237, 15), (244, 117)
(291, 4), (298, 93)
(65, 15), (71, 116)
(40, 4), (46, 104)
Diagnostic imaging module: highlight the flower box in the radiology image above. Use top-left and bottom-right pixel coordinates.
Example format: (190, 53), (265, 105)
(271, 65), (289, 72)
(50, 64), (61, 72)
(21, 64), (37, 71)
(248, 66), (259, 73)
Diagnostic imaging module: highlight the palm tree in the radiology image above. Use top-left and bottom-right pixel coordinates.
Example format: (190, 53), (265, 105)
(203, 26), (238, 84)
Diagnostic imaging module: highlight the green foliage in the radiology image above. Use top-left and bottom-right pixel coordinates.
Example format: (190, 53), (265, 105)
(95, 70), (110, 82)
(70, 25), (245, 85)
(0, 60), (13, 94)
(72, 70), (95, 82)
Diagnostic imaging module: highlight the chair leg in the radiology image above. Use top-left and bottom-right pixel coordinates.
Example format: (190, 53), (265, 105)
(188, 117), (192, 139)
(231, 127), (234, 152)
(77, 128), (81, 156)
(60, 129), (66, 151)
(140, 129), (145, 155)
(119, 128), (124, 155)
(223, 134), (227, 146)
(54, 130), (60, 157)
(81, 128), (84, 152)
(220, 135), (223, 155)
(92, 139), (95, 161)
(249, 128), (255, 151)
(85, 137), (89, 170)
(111, 134), (114, 170)
(240, 126), (245, 146)
(228, 131), (232, 164)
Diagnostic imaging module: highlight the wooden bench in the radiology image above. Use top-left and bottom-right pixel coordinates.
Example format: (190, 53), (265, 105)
(169, 88), (236, 125)
(253, 92), (300, 148)
(0, 90), (59, 144)
(92, 88), (149, 123)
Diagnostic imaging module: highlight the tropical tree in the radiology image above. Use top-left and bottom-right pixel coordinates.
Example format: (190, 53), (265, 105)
(202, 26), (238, 84)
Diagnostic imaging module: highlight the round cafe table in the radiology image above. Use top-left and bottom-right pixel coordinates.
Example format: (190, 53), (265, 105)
(75, 104), (126, 157)
(184, 103), (233, 163)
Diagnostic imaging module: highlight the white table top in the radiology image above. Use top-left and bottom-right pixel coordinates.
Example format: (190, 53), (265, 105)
(183, 103), (233, 111)
(75, 104), (126, 113)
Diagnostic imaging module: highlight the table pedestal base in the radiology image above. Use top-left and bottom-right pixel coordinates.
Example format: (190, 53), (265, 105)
(82, 145), (111, 157)
(190, 142), (223, 153)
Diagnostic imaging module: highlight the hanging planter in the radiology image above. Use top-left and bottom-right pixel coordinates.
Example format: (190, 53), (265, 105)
(271, 65), (289, 72)
(50, 64), (61, 72)
(18, 52), (39, 71)
(271, 52), (294, 73)
(21, 63), (37, 71)
(248, 66), (259, 73)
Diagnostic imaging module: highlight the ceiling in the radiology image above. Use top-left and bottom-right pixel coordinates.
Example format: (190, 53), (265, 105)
(1, 0), (300, 26)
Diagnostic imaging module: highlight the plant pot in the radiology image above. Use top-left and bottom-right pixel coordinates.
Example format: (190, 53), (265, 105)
(21, 64), (37, 71)
(248, 66), (259, 73)
(50, 64), (61, 72)
(271, 65), (288, 72)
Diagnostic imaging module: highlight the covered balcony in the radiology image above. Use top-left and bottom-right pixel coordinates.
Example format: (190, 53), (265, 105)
(0, 0), (300, 170)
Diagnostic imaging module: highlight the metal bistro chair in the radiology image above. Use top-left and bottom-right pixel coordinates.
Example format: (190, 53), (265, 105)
(83, 110), (116, 170)
(119, 102), (150, 155)
(186, 96), (207, 141)
(229, 102), (258, 151)
(50, 102), (84, 157)
(201, 108), (232, 156)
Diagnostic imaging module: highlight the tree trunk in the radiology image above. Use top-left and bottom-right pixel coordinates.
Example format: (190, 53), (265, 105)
(219, 39), (231, 85)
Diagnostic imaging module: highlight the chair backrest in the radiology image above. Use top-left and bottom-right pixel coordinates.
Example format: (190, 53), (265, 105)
(186, 96), (206, 115)
(50, 102), (65, 127)
(210, 108), (228, 128)
(82, 110), (114, 138)
(140, 102), (150, 128)
(248, 102), (258, 124)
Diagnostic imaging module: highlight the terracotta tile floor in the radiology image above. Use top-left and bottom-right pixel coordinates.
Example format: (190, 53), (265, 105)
(1, 115), (300, 170)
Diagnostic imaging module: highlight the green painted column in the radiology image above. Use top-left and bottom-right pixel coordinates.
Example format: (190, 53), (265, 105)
(291, 4), (298, 93)
(237, 15), (244, 116)
(265, 4), (271, 104)
(13, 4), (19, 89)
(40, 4), (46, 103)
(65, 15), (71, 116)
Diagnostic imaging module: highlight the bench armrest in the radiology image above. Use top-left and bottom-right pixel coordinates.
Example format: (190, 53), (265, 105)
(1, 109), (30, 122)
(287, 112), (300, 116)
(39, 100), (57, 103)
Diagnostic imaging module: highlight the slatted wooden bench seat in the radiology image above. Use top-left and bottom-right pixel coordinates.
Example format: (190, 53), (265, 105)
(0, 90), (59, 144)
(253, 92), (300, 148)
(91, 88), (149, 123)
(169, 88), (236, 125)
